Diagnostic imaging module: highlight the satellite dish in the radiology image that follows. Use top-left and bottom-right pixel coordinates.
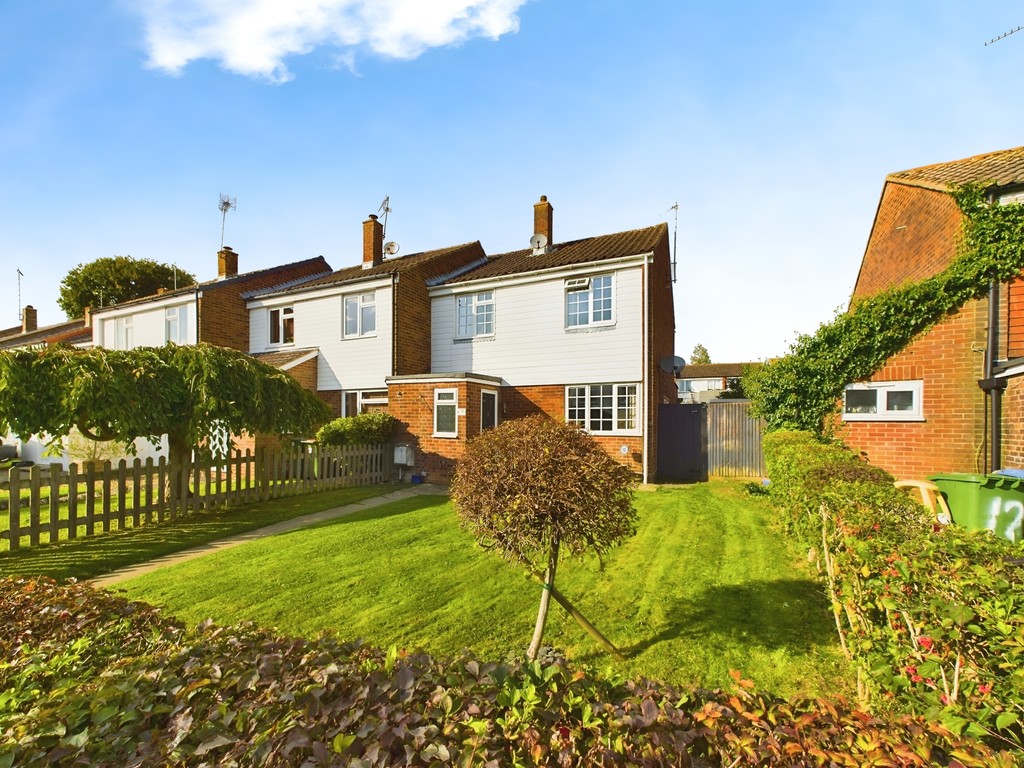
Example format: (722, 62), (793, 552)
(529, 233), (548, 252)
(660, 355), (686, 375)
(384, 241), (400, 256)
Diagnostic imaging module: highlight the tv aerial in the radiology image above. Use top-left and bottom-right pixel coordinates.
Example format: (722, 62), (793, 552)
(986, 25), (1022, 45)
(218, 193), (237, 248)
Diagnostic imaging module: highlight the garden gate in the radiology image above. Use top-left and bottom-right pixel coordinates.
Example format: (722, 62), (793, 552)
(658, 400), (766, 481)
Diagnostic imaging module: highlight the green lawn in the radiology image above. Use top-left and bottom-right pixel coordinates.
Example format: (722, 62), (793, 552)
(0, 483), (397, 580)
(115, 481), (853, 699)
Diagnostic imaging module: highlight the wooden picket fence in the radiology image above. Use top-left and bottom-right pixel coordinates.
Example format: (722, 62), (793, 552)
(0, 442), (390, 553)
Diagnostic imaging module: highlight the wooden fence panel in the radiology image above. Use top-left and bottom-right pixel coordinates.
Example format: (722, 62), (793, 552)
(707, 400), (767, 478)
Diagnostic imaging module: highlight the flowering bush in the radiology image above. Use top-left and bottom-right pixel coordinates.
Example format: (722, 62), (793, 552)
(764, 430), (1024, 752)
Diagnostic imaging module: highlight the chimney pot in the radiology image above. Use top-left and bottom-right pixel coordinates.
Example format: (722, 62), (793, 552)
(363, 214), (384, 269)
(533, 195), (553, 249)
(21, 305), (37, 333)
(83, 306), (92, 327)
(218, 246), (238, 278)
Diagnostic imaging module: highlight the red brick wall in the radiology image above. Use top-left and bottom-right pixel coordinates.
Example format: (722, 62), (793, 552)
(837, 300), (987, 477)
(852, 182), (963, 300)
(647, 227), (676, 481)
(1003, 375), (1024, 468)
(1007, 277), (1024, 360)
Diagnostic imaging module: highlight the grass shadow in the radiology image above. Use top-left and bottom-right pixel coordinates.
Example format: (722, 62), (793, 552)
(620, 578), (836, 659)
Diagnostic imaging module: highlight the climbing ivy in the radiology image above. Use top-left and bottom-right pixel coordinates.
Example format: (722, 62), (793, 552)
(747, 183), (1024, 433)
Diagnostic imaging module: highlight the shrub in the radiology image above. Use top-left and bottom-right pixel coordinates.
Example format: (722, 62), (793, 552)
(452, 415), (637, 660)
(763, 430), (1024, 752)
(0, 577), (1011, 767)
(316, 411), (397, 447)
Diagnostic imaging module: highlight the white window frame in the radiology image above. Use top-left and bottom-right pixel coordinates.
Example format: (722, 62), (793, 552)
(164, 306), (188, 344)
(114, 316), (133, 350)
(343, 292), (376, 338)
(269, 306), (294, 346)
(565, 383), (639, 434)
(842, 380), (924, 422)
(480, 389), (498, 431)
(456, 291), (495, 338)
(434, 388), (459, 438)
(565, 274), (614, 329)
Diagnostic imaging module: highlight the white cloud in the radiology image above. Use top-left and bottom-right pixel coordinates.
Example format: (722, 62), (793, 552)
(138, 0), (525, 83)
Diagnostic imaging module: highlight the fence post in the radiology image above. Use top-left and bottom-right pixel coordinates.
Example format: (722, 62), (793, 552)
(8, 465), (20, 551)
(84, 462), (96, 537)
(28, 464), (42, 547)
(101, 460), (113, 533)
(117, 459), (128, 530)
(67, 463), (78, 540)
(48, 462), (62, 544)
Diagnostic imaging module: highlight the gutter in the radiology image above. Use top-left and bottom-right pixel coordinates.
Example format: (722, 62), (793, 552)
(642, 255), (650, 485)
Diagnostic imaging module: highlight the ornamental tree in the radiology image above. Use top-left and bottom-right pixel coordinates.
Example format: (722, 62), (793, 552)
(690, 343), (712, 365)
(58, 256), (197, 318)
(451, 414), (637, 661)
(0, 344), (329, 476)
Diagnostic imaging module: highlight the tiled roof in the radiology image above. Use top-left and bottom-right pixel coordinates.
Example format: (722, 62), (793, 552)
(678, 362), (760, 379)
(265, 242), (484, 296)
(92, 256), (331, 313)
(0, 318), (90, 349)
(442, 224), (668, 284)
(251, 348), (318, 369)
(887, 146), (1024, 192)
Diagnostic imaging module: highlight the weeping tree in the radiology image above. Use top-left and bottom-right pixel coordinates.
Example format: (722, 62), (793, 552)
(451, 414), (638, 661)
(0, 343), (330, 485)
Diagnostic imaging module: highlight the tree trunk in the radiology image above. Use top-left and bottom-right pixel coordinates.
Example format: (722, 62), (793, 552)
(167, 431), (190, 503)
(526, 535), (559, 661)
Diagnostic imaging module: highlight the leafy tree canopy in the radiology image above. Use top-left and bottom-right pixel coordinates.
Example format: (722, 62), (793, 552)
(58, 256), (197, 318)
(0, 344), (329, 460)
(746, 183), (1024, 433)
(690, 343), (711, 366)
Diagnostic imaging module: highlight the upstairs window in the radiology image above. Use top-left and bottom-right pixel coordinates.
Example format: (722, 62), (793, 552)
(843, 381), (924, 421)
(269, 306), (294, 345)
(565, 274), (613, 328)
(457, 291), (495, 337)
(165, 306), (188, 344)
(344, 293), (376, 337)
(566, 383), (637, 433)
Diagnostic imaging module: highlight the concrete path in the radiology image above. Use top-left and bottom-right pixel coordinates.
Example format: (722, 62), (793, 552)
(90, 483), (448, 589)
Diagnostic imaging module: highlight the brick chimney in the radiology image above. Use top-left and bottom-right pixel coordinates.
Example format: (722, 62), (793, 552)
(218, 246), (238, 278)
(21, 305), (36, 333)
(533, 195), (553, 247)
(362, 214), (384, 270)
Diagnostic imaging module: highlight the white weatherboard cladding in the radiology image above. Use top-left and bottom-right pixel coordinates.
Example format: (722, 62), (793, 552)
(94, 299), (196, 349)
(249, 283), (394, 392)
(431, 267), (643, 385)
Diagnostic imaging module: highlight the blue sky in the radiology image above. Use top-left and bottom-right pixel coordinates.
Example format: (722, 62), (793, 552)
(2, 1), (1023, 362)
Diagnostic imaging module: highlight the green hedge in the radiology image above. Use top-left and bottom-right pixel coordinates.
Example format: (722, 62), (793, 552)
(316, 411), (397, 447)
(764, 430), (1024, 753)
(0, 577), (1009, 766)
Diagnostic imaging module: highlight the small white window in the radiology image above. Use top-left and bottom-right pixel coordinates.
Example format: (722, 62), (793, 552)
(165, 306), (188, 344)
(114, 316), (133, 350)
(566, 274), (613, 328)
(456, 291), (495, 337)
(269, 306), (294, 345)
(565, 383), (638, 433)
(434, 388), (458, 437)
(344, 293), (376, 338)
(843, 381), (924, 421)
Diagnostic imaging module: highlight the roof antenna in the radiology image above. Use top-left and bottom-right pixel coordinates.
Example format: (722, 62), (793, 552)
(378, 196), (391, 238)
(16, 268), (23, 323)
(985, 25), (1023, 45)
(665, 202), (679, 283)
(218, 194), (237, 248)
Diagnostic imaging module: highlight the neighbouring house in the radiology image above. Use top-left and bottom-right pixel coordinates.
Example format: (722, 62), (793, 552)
(841, 145), (1024, 479)
(0, 305), (93, 462)
(91, 246), (331, 352)
(246, 214), (487, 418)
(676, 362), (760, 403)
(385, 196), (676, 483)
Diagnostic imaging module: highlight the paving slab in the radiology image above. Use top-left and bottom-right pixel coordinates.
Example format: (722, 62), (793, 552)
(90, 483), (448, 589)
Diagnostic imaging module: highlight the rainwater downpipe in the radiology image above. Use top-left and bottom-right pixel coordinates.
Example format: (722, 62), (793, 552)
(981, 190), (1006, 473)
(641, 256), (650, 485)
